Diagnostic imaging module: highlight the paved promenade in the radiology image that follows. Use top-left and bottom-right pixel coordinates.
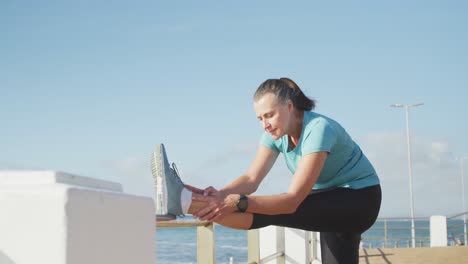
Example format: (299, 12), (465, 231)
(359, 246), (468, 264)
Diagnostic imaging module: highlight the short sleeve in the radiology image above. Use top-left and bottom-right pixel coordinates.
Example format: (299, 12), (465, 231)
(301, 118), (337, 155)
(259, 132), (281, 152)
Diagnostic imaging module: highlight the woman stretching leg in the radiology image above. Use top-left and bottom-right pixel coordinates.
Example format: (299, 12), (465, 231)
(153, 78), (381, 264)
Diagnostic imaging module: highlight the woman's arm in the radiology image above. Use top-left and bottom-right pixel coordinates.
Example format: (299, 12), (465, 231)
(194, 151), (328, 220)
(219, 145), (279, 195)
(245, 151), (327, 215)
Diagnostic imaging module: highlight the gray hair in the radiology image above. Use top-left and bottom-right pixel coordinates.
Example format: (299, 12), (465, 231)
(253, 77), (316, 111)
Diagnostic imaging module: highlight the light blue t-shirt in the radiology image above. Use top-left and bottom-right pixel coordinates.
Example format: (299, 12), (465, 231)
(260, 111), (380, 190)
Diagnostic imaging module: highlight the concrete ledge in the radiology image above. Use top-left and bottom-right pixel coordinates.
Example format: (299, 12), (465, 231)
(0, 170), (154, 264)
(0, 170), (122, 192)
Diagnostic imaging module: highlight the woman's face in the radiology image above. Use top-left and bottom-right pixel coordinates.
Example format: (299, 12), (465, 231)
(254, 93), (292, 140)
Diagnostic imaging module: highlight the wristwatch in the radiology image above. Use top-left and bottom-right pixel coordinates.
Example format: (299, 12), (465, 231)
(237, 194), (248, 212)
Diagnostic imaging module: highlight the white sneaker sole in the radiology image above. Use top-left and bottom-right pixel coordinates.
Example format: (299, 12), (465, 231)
(151, 144), (176, 221)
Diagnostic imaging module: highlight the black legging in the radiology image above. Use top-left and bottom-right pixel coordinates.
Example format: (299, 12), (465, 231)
(250, 185), (382, 264)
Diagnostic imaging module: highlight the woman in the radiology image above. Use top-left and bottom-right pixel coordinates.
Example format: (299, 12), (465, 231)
(152, 77), (381, 264)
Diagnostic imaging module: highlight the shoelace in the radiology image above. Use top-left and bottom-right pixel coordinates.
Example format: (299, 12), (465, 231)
(171, 162), (186, 218)
(171, 163), (185, 186)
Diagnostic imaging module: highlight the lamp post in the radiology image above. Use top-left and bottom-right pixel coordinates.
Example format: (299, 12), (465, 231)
(460, 156), (468, 246)
(391, 103), (424, 248)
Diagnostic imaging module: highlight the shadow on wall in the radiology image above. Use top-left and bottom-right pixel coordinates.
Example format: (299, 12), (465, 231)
(0, 251), (16, 264)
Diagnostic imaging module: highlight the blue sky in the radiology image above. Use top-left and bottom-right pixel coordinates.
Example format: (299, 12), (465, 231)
(1, 1), (467, 217)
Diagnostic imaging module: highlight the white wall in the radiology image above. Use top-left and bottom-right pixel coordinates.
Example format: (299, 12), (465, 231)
(0, 170), (155, 264)
(430, 215), (448, 247)
(259, 226), (322, 264)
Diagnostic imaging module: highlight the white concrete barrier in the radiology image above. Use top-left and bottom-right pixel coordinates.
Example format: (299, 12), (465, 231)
(0, 170), (155, 264)
(430, 215), (448, 247)
(259, 226), (285, 264)
(257, 226), (322, 264)
(284, 228), (308, 264)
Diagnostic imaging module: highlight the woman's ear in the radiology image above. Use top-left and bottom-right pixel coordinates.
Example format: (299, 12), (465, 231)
(287, 99), (294, 112)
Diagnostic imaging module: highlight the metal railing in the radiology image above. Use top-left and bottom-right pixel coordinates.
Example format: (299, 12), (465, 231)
(362, 213), (468, 248)
(447, 211), (468, 246)
(361, 217), (431, 248)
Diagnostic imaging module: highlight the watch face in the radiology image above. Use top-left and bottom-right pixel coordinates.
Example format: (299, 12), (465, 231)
(239, 199), (247, 211)
(238, 196), (248, 212)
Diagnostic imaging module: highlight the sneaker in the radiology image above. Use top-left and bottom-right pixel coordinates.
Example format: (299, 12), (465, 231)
(151, 143), (185, 221)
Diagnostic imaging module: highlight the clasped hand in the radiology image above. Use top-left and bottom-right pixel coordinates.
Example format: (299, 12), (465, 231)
(186, 185), (238, 222)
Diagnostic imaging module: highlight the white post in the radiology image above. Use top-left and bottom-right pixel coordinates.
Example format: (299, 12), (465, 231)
(0, 170), (155, 264)
(310, 232), (321, 264)
(197, 224), (215, 264)
(404, 106), (416, 248)
(430, 215), (447, 247)
(259, 226), (285, 264)
(461, 157), (468, 246)
(284, 228), (309, 264)
(391, 103), (424, 248)
(248, 229), (260, 264)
